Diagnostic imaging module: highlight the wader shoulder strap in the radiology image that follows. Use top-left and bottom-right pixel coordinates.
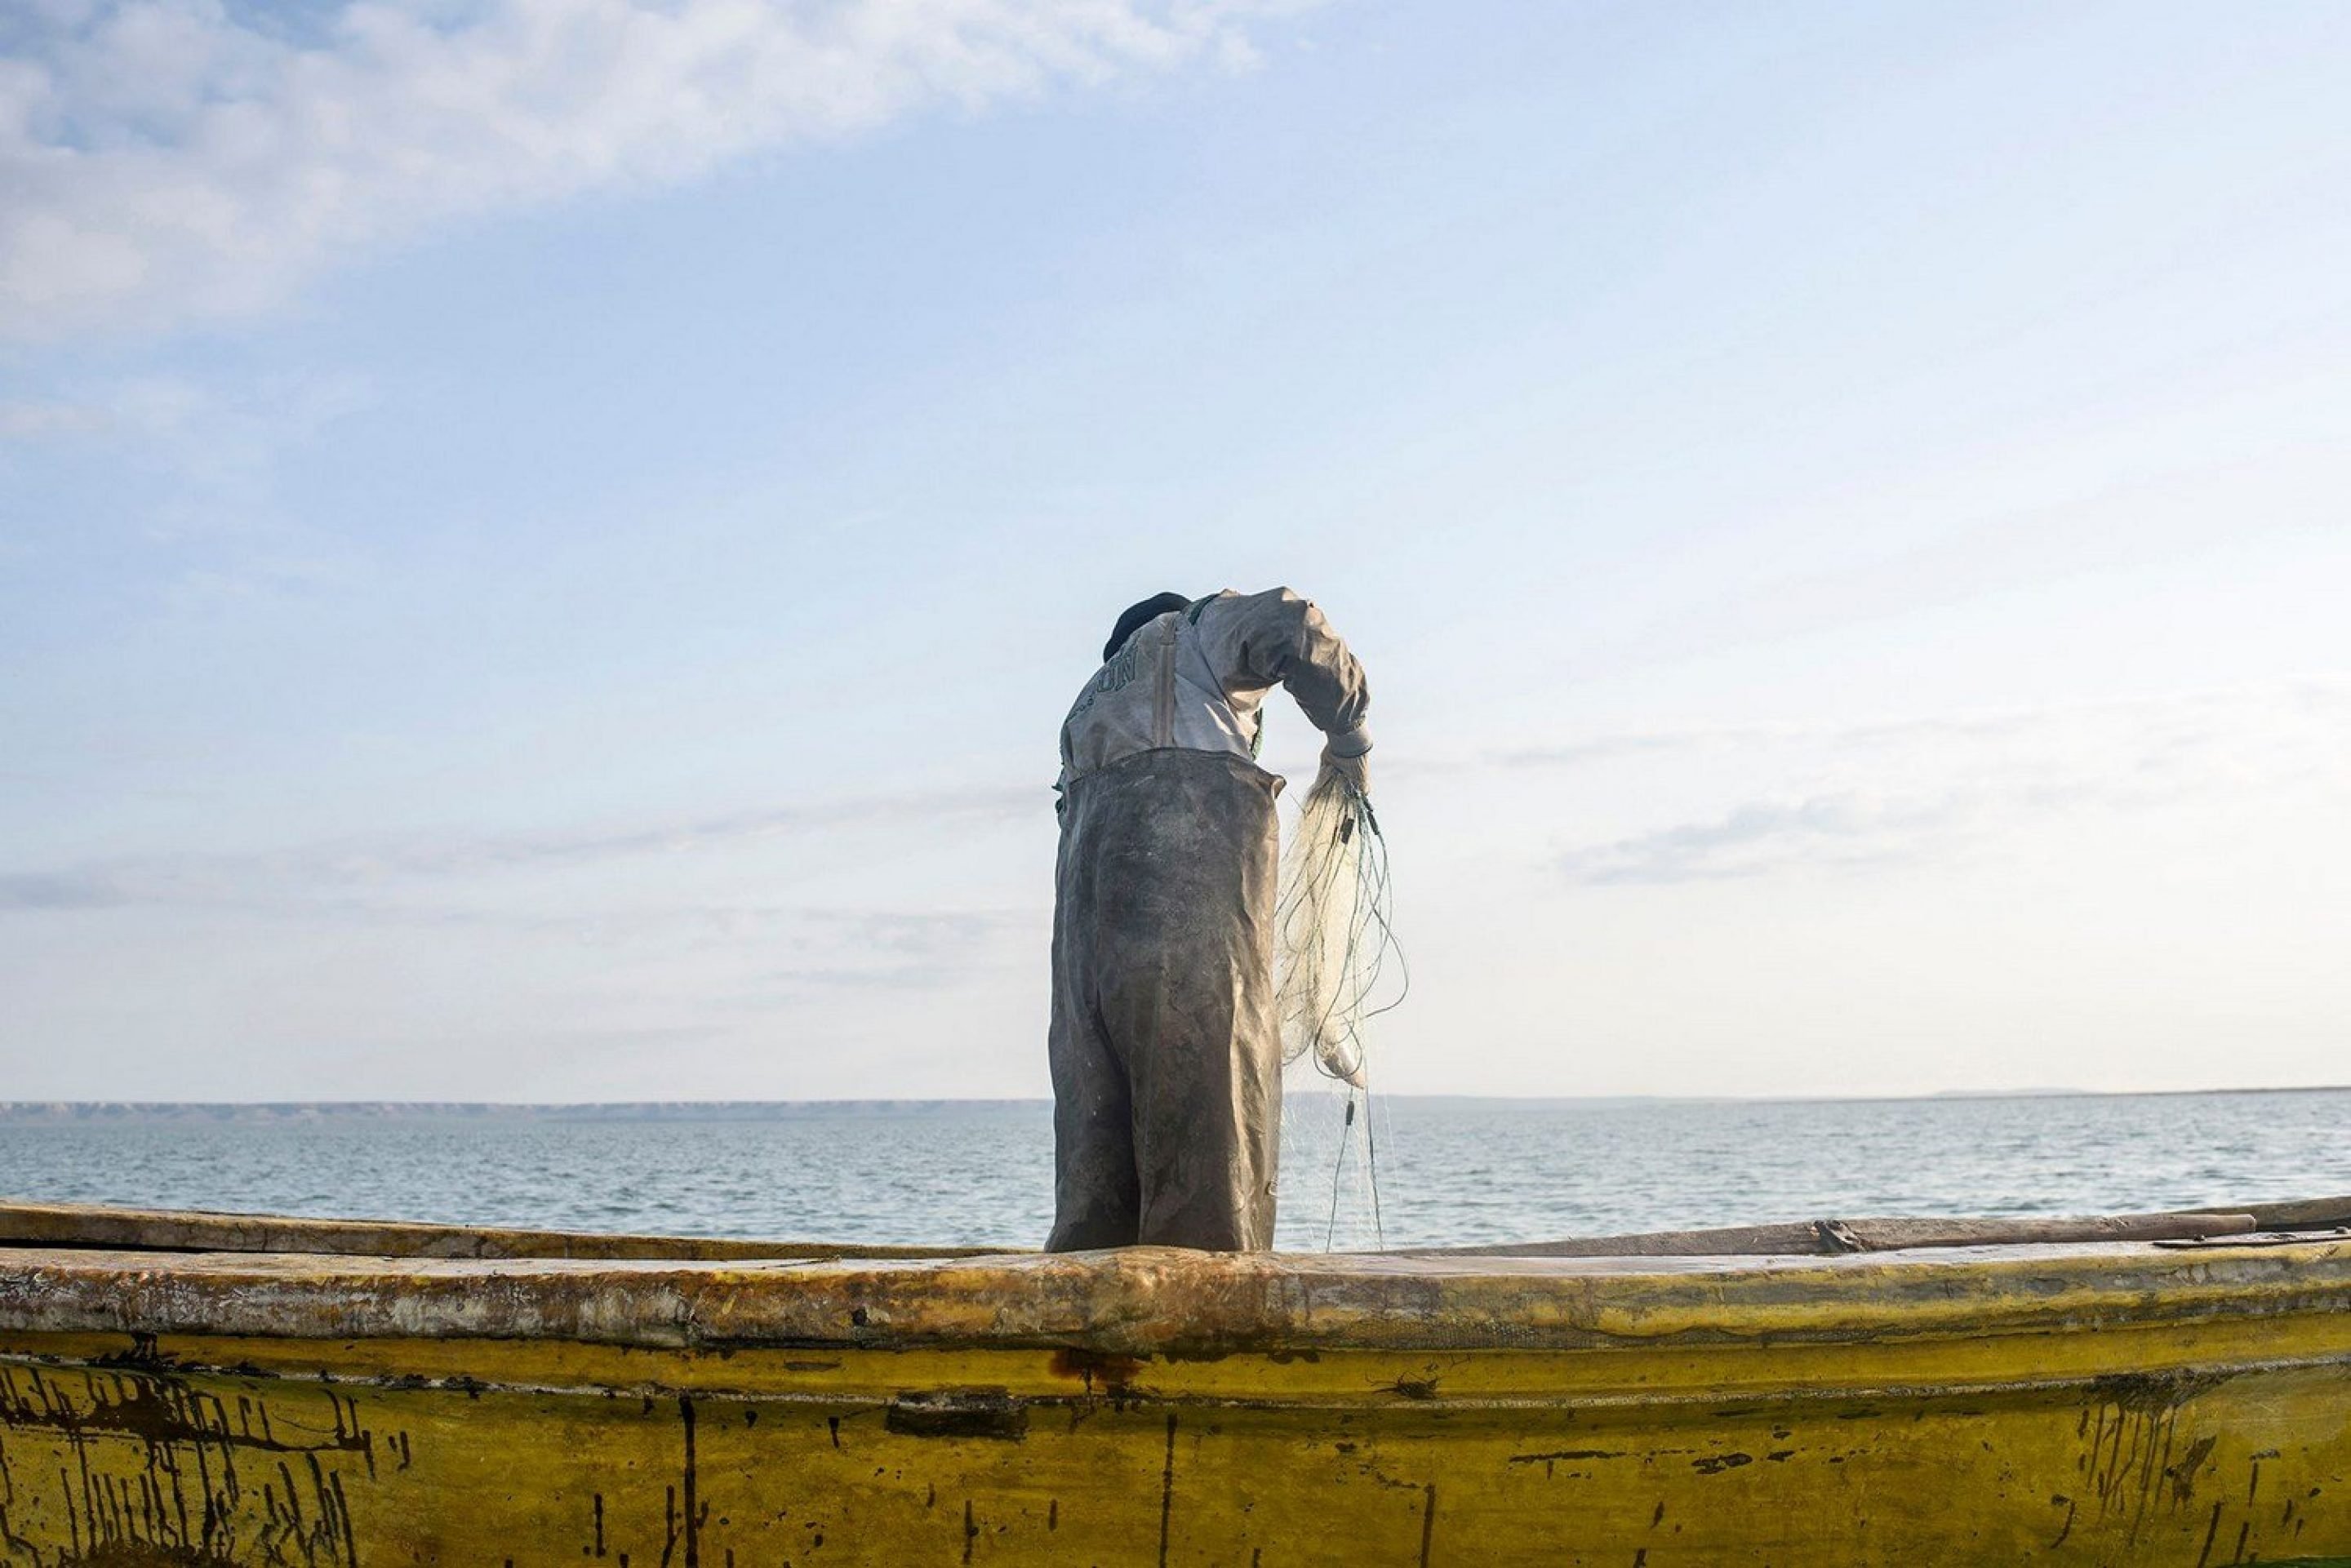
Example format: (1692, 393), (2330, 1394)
(1151, 615), (1178, 747)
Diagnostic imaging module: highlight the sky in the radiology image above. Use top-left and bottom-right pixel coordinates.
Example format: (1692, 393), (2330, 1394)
(2, 0), (2346, 1102)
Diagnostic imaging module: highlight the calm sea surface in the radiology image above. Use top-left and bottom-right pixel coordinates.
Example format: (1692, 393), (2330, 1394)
(2, 1090), (2344, 1252)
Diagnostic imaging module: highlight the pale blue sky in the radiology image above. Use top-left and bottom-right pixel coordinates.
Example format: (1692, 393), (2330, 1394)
(3, 1), (2346, 1099)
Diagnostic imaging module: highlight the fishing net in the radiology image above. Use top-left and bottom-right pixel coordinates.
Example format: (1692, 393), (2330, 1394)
(1274, 762), (1407, 1250)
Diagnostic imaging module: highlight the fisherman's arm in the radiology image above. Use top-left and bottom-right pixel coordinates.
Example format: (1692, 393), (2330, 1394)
(1198, 588), (1372, 780)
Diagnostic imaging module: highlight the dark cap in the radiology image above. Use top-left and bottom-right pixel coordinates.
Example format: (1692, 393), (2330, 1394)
(1103, 593), (1193, 663)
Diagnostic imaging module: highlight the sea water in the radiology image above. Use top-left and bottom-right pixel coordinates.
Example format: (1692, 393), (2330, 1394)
(0, 1090), (2342, 1252)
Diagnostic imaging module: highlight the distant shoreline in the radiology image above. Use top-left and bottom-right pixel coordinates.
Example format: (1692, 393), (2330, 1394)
(2, 1085), (2346, 1124)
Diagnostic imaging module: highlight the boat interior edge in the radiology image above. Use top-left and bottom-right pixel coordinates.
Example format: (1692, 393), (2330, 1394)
(0, 1201), (996, 1262)
(1, 1196), (2346, 1263)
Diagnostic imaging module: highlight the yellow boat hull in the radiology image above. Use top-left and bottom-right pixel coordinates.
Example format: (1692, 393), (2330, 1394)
(2, 1206), (2348, 1565)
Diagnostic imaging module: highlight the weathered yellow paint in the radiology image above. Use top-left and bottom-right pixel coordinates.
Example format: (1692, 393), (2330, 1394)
(2, 1212), (2349, 1564)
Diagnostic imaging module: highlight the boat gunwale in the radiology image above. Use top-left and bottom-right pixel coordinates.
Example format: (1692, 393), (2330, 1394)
(2, 1231), (2349, 1357)
(6, 1196), (2347, 1265)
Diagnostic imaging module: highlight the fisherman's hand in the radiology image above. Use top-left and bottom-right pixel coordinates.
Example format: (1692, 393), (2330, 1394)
(1318, 741), (1371, 801)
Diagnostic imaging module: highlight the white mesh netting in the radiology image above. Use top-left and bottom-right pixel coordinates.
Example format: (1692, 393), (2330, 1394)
(1273, 763), (1406, 1250)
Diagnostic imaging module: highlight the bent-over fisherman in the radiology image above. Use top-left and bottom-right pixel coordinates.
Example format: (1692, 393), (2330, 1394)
(1046, 589), (1372, 1251)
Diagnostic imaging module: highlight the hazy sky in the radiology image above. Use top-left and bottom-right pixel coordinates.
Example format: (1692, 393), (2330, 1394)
(3, 1), (2345, 1101)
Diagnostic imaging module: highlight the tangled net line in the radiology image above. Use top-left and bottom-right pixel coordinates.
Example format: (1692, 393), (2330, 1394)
(1274, 766), (1409, 1248)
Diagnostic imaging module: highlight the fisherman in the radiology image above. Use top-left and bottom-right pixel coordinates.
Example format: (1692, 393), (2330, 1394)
(1047, 589), (1372, 1252)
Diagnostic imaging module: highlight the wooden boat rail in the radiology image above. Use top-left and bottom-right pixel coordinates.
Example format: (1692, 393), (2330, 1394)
(2, 1194), (2345, 1264)
(0, 1197), (2348, 1358)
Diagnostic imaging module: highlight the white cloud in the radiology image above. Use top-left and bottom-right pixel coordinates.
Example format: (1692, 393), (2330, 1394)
(0, 396), (112, 438)
(1503, 678), (2351, 778)
(0, 366), (377, 612)
(0, 0), (1299, 340)
(0, 779), (1041, 913)
(1541, 677), (2351, 886)
(1557, 790), (1970, 886)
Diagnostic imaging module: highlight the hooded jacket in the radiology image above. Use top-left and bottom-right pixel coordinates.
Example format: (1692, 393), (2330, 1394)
(1057, 588), (1371, 792)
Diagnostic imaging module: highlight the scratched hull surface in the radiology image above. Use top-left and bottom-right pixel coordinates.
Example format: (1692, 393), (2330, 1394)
(0, 1205), (2348, 1565)
(2, 1339), (2349, 1566)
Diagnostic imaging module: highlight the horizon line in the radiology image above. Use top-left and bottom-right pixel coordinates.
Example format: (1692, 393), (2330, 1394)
(2, 1083), (2347, 1117)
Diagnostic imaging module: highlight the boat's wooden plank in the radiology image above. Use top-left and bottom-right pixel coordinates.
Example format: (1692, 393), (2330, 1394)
(1835, 1210), (2260, 1249)
(1, 1235), (2346, 1355)
(16, 1308), (2351, 1408)
(0, 1198), (995, 1261)
(1405, 1219), (1836, 1257)
(4, 1197), (2313, 1265)
(2190, 1193), (2351, 1230)
(1408, 1209), (2264, 1257)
